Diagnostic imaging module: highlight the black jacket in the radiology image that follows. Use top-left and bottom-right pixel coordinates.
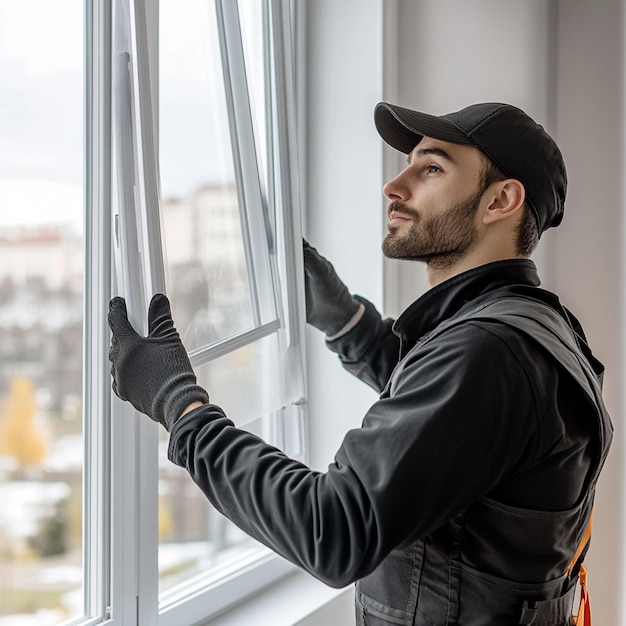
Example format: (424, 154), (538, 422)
(168, 260), (611, 623)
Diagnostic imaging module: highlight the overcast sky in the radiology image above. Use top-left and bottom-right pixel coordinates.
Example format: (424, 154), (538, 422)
(0, 0), (83, 228)
(0, 0), (263, 231)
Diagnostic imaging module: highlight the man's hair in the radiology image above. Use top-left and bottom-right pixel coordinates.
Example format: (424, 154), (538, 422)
(479, 156), (540, 257)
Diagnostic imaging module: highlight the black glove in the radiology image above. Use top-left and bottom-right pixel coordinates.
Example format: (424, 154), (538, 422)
(108, 293), (210, 431)
(303, 240), (361, 337)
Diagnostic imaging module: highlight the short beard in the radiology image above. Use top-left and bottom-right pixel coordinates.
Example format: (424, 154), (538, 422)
(382, 186), (484, 273)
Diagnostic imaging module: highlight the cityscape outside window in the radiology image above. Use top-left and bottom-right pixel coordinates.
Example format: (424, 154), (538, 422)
(0, 1), (303, 623)
(0, 1), (85, 623)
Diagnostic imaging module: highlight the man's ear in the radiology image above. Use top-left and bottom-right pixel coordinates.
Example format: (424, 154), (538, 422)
(482, 179), (526, 225)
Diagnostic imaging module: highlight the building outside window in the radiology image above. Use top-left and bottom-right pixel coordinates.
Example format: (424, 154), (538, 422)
(0, 1), (85, 623)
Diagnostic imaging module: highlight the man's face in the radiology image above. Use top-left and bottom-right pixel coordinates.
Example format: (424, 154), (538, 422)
(382, 137), (488, 270)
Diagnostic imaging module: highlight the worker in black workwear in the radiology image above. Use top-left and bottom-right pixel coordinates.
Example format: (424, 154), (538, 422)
(109, 101), (612, 625)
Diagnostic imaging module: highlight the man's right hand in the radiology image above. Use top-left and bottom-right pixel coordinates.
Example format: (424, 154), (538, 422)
(303, 240), (362, 338)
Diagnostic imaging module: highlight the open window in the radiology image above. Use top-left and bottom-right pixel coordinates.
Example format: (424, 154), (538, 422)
(0, 1), (303, 623)
(111, 0), (306, 623)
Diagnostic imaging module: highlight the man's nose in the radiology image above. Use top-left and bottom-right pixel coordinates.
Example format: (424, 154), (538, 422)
(383, 170), (410, 201)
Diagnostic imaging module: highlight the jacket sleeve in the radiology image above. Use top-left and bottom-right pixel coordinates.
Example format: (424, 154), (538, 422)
(167, 322), (539, 588)
(325, 296), (400, 393)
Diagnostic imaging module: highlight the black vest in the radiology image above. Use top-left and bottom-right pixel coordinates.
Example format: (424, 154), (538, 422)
(355, 296), (613, 626)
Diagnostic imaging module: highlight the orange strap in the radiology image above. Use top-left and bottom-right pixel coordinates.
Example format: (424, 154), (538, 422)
(567, 507), (594, 576)
(570, 507), (594, 625)
(572, 565), (591, 626)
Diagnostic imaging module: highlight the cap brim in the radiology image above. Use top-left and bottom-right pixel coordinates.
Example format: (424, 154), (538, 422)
(374, 102), (473, 153)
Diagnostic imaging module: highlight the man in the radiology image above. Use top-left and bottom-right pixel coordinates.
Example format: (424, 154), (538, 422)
(109, 102), (612, 625)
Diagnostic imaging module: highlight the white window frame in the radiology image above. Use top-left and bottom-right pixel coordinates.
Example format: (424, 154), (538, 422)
(84, 0), (307, 625)
(83, 0), (113, 623)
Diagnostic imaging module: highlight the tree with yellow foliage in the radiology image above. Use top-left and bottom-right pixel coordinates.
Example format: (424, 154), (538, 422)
(0, 377), (47, 475)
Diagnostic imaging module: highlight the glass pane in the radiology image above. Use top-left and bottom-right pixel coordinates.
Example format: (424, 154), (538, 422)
(160, 186), (251, 349)
(0, 1), (84, 623)
(158, 412), (273, 597)
(239, 0), (268, 186)
(158, 405), (306, 602)
(194, 333), (303, 426)
(158, 334), (304, 596)
(159, 0), (254, 352)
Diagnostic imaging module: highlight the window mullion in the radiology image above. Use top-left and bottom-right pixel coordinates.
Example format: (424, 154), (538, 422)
(264, 0), (307, 435)
(123, 0), (162, 624)
(110, 5), (142, 620)
(269, 0), (305, 350)
(84, 0), (113, 621)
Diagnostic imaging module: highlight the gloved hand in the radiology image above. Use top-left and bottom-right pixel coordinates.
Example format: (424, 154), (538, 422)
(303, 240), (361, 337)
(108, 293), (210, 431)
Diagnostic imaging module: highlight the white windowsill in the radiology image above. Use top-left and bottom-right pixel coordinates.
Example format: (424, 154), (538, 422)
(206, 571), (354, 626)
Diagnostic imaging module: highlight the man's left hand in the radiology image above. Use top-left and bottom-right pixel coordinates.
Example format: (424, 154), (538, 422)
(108, 293), (210, 431)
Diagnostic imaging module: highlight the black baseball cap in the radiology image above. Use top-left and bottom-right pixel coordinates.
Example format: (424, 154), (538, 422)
(374, 102), (567, 235)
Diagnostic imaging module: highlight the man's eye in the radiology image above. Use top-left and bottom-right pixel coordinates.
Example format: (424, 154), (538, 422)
(427, 165), (441, 174)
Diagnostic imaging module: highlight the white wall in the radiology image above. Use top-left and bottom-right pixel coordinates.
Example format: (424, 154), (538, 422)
(303, 0), (386, 473)
(301, 0), (388, 621)
(550, 0), (625, 622)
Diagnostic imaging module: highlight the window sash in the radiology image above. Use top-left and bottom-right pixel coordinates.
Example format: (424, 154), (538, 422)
(106, 0), (307, 624)
(110, 0), (161, 623)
